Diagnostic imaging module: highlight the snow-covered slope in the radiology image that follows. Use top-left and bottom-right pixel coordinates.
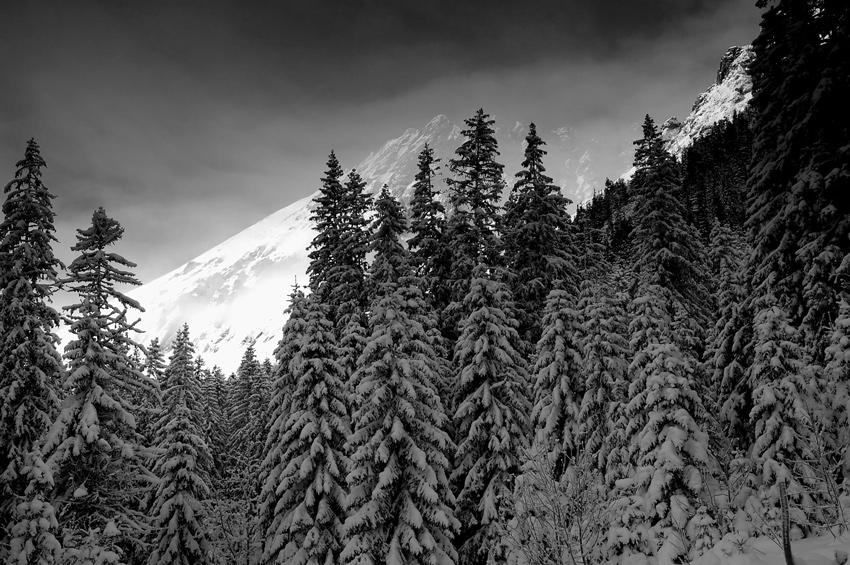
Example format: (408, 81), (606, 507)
(128, 46), (753, 372)
(662, 45), (754, 158)
(129, 194), (317, 372)
(127, 117), (613, 371)
(622, 45), (754, 179)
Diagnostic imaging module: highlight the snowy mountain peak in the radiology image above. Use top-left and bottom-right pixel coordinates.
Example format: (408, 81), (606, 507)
(664, 45), (753, 158)
(129, 46), (751, 371)
(621, 45), (753, 181)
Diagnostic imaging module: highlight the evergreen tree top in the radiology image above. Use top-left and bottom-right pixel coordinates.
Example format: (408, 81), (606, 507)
(65, 207), (142, 313)
(1, 138), (61, 294)
(449, 108), (504, 183)
(370, 185), (409, 290)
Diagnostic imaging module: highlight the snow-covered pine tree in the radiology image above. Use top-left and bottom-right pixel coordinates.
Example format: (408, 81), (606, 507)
(408, 143), (450, 310)
(45, 207), (156, 561)
(256, 285), (310, 546)
(747, 0), (850, 361)
(703, 222), (753, 448)
(221, 345), (268, 560)
(443, 109), (506, 338)
(0, 138), (64, 563)
(145, 338), (166, 385)
(452, 264), (531, 565)
(576, 273), (630, 475)
(370, 185), (408, 291)
(344, 191), (458, 565)
(228, 345), (267, 469)
(503, 123), (577, 344)
(746, 292), (822, 524)
(260, 294), (350, 565)
(824, 297), (850, 476)
(531, 286), (584, 468)
(329, 169), (373, 326)
(147, 324), (213, 565)
(201, 365), (227, 478)
(629, 115), (711, 357)
(611, 287), (713, 564)
(308, 151), (346, 306)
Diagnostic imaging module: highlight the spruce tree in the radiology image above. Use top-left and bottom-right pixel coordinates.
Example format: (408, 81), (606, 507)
(344, 194), (458, 565)
(576, 274), (630, 474)
(747, 0), (850, 357)
(45, 207), (156, 560)
(747, 293), (820, 518)
(739, 0), (849, 528)
(330, 169), (373, 324)
(0, 138), (64, 562)
(610, 288), (713, 564)
(531, 287), (584, 466)
(257, 285), (310, 545)
(260, 295), (350, 565)
(452, 265), (531, 565)
(370, 185), (408, 291)
(824, 297), (850, 476)
(225, 344), (269, 562)
(703, 223), (753, 448)
(147, 324), (213, 565)
(408, 144), (449, 310)
(503, 123), (577, 343)
(443, 109), (506, 336)
(201, 365), (227, 478)
(308, 151), (346, 305)
(629, 115), (711, 355)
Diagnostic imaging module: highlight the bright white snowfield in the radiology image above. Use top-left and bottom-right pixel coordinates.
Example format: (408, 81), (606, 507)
(694, 531), (850, 565)
(128, 46), (754, 372)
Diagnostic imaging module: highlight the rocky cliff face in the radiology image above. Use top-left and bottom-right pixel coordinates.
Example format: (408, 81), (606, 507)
(661, 45), (754, 158)
(622, 45), (754, 180)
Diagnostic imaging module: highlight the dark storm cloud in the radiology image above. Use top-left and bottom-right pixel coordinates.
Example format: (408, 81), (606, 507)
(0, 0), (760, 286)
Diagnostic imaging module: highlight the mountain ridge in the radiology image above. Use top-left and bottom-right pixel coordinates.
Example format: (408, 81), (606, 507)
(128, 45), (754, 372)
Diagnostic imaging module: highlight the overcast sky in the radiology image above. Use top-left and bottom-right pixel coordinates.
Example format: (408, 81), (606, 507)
(1, 0), (762, 285)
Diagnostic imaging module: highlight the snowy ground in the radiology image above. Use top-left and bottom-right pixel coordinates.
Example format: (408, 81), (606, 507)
(699, 530), (850, 565)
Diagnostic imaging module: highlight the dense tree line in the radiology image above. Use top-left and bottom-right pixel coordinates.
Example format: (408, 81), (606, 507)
(1, 1), (848, 564)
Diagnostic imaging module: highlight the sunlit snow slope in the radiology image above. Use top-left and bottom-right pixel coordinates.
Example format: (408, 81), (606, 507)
(130, 46), (753, 372)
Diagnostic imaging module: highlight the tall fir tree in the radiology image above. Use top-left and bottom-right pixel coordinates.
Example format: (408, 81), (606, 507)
(738, 0), (849, 525)
(503, 123), (577, 343)
(147, 325), (213, 565)
(746, 0), (850, 359)
(408, 143), (450, 310)
(45, 207), (156, 561)
(0, 139), (64, 563)
(703, 223), (753, 449)
(746, 293), (821, 522)
(531, 287), (584, 467)
(443, 109), (506, 337)
(260, 294), (350, 565)
(201, 365), (227, 479)
(369, 186), (408, 290)
(629, 115), (711, 357)
(257, 285), (310, 545)
(452, 265), (531, 565)
(308, 151), (346, 305)
(330, 169), (373, 325)
(575, 273), (630, 475)
(344, 193), (458, 565)
(609, 288), (712, 564)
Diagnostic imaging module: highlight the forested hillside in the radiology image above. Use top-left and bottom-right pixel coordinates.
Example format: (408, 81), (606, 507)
(1, 1), (848, 564)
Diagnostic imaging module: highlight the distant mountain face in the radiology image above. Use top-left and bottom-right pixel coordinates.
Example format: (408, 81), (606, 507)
(129, 45), (754, 373)
(623, 45), (754, 180)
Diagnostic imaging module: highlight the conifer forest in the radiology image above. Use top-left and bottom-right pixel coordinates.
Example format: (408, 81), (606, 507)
(1, 2), (849, 565)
